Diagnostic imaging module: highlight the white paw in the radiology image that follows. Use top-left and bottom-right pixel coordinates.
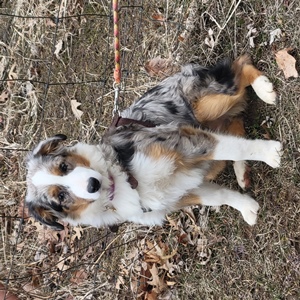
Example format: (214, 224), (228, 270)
(265, 141), (282, 168)
(251, 75), (277, 105)
(233, 161), (250, 189)
(241, 197), (260, 226)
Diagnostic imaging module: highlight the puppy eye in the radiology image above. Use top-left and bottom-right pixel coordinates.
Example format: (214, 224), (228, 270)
(58, 191), (66, 202)
(59, 162), (68, 173)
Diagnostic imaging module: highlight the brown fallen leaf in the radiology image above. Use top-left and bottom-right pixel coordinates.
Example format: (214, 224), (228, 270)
(17, 200), (29, 219)
(70, 269), (88, 285)
(7, 64), (18, 89)
(151, 13), (165, 26)
(0, 283), (20, 300)
(0, 90), (10, 103)
(144, 57), (177, 78)
(71, 99), (83, 119)
(275, 48), (299, 79)
(54, 39), (63, 58)
(147, 264), (167, 294)
(46, 18), (57, 27)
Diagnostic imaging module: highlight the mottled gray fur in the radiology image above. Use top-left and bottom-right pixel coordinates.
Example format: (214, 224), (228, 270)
(121, 60), (236, 126)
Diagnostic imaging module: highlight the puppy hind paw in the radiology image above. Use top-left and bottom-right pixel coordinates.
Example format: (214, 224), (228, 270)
(251, 75), (277, 105)
(233, 161), (251, 190)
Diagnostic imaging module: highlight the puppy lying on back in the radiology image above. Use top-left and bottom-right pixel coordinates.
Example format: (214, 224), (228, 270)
(25, 55), (281, 230)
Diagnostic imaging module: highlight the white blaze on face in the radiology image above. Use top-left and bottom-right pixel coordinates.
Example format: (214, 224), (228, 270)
(31, 166), (102, 200)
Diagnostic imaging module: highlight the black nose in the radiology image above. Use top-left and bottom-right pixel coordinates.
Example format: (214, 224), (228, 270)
(87, 177), (101, 193)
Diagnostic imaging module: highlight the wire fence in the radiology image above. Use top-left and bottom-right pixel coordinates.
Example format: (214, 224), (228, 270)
(0, 1), (198, 299)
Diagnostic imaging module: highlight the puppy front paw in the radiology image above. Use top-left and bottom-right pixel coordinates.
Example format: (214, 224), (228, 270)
(265, 141), (282, 168)
(241, 197), (260, 226)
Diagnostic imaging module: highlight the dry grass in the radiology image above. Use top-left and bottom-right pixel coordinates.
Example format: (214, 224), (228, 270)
(0, 0), (299, 299)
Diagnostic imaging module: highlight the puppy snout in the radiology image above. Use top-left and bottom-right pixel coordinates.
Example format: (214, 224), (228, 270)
(87, 177), (101, 193)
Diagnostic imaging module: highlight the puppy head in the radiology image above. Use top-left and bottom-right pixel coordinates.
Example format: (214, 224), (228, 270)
(25, 134), (103, 230)
(25, 134), (67, 230)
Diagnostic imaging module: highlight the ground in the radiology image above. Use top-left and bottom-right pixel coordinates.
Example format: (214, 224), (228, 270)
(0, 0), (299, 299)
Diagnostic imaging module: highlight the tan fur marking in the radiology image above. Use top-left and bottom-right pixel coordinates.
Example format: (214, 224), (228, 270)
(51, 167), (62, 176)
(226, 117), (245, 137)
(176, 193), (202, 209)
(48, 185), (60, 198)
(179, 125), (200, 136)
(66, 198), (90, 220)
(233, 54), (262, 89)
(146, 142), (214, 170)
(68, 153), (90, 167)
(239, 64), (262, 89)
(193, 92), (245, 122)
(35, 206), (53, 221)
(146, 143), (183, 164)
(205, 161), (227, 181)
(51, 153), (91, 176)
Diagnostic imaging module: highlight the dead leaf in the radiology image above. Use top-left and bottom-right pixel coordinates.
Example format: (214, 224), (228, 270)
(144, 57), (177, 78)
(147, 264), (167, 293)
(145, 291), (158, 300)
(57, 252), (75, 271)
(269, 28), (282, 45)
(54, 39), (63, 58)
(152, 13), (165, 26)
(7, 64), (18, 89)
(23, 273), (39, 292)
(71, 99), (83, 119)
(178, 35), (185, 42)
(71, 226), (83, 243)
(115, 275), (125, 290)
(17, 200), (29, 218)
(70, 269), (88, 285)
(0, 90), (10, 103)
(246, 24), (257, 48)
(0, 283), (20, 300)
(46, 18), (57, 27)
(204, 28), (215, 48)
(81, 246), (93, 260)
(275, 48), (299, 79)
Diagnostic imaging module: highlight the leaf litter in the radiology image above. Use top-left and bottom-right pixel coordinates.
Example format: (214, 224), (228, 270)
(275, 48), (299, 79)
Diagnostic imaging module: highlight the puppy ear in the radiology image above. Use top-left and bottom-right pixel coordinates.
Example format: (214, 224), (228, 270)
(32, 134), (67, 157)
(27, 202), (65, 231)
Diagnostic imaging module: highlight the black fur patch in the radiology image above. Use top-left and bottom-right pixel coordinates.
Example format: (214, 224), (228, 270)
(50, 200), (64, 212)
(156, 136), (167, 142)
(208, 60), (236, 93)
(164, 101), (179, 114)
(113, 141), (135, 170)
(27, 201), (64, 231)
(140, 84), (163, 99)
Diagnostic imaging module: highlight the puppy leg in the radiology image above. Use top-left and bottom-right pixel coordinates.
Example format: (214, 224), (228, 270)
(178, 183), (259, 225)
(203, 117), (250, 188)
(211, 133), (282, 168)
(226, 117), (250, 189)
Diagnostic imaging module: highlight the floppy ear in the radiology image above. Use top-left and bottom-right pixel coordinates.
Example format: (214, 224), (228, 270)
(33, 134), (67, 157)
(27, 202), (65, 231)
